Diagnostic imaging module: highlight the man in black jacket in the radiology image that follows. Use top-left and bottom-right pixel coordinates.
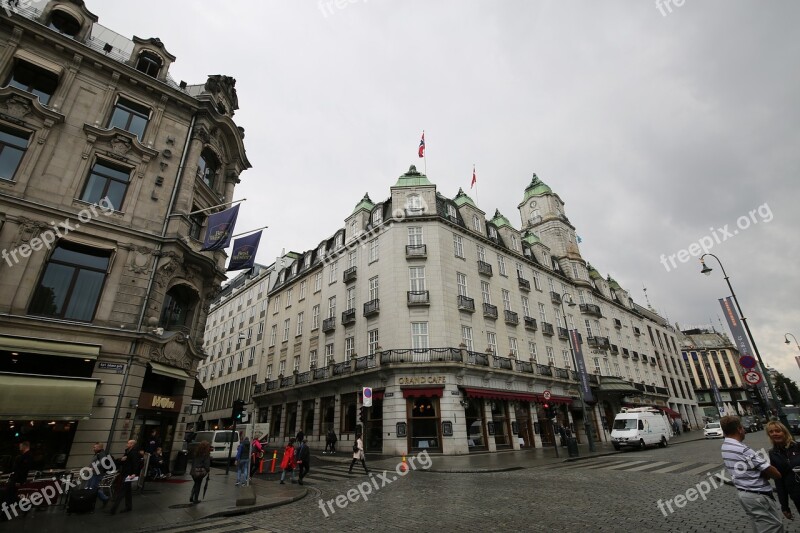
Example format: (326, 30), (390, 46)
(110, 440), (141, 514)
(296, 439), (310, 485)
(2, 442), (31, 515)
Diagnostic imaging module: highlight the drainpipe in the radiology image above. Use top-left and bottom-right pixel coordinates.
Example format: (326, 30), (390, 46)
(106, 114), (197, 451)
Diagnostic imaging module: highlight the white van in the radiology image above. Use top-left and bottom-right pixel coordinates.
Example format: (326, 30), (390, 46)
(610, 407), (670, 450)
(190, 430), (240, 463)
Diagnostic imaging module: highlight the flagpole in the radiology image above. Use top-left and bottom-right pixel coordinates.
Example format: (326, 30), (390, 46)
(169, 198), (248, 217)
(472, 164), (479, 207)
(230, 225), (269, 239)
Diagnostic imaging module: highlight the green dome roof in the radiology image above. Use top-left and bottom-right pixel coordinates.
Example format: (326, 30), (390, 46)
(351, 193), (375, 215)
(607, 275), (621, 290)
(393, 165), (433, 187)
(453, 187), (476, 208)
(489, 209), (512, 229)
(587, 263), (602, 280)
(522, 173), (552, 202)
(522, 230), (541, 245)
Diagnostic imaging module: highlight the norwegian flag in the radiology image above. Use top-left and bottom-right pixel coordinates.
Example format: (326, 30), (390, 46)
(418, 131), (425, 158)
(471, 166), (477, 189)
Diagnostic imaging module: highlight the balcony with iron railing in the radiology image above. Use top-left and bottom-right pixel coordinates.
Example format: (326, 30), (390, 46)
(363, 298), (380, 317)
(518, 277), (531, 291)
(631, 351), (639, 361)
(493, 356), (513, 370)
(406, 244), (427, 259)
(457, 295), (475, 312)
(342, 308), (356, 325)
(483, 303), (498, 319)
(555, 368), (570, 379)
(322, 317), (336, 333)
(537, 364), (553, 376)
(609, 344), (619, 354)
(332, 361), (352, 375)
(633, 327), (642, 336)
(622, 348), (630, 358)
(523, 316), (537, 331)
(504, 310), (519, 325)
(579, 303), (603, 317)
(407, 291), (430, 306)
(477, 260), (493, 276)
(354, 354), (378, 370)
(343, 266), (357, 283)
(557, 327), (569, 340)
(614, 318), (622, 329)
(516, 360), (534, 373)
(550, 291), (562, 304)
(295, 371), (311, 385)
(541, 322), (555, 336)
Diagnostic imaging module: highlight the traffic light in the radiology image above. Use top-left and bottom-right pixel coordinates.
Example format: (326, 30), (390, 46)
(231, 399), (246, 423)
(543, 403), (556, 419)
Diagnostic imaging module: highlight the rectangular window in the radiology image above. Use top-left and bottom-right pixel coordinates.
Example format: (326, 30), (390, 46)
(285, 288), (293, 307)
(411, 322), (429, 349)
(368, 329), (379, 355)
(282, 318), (290, 341)
(0, 124), (30, 181)
(328, 296), (336, 319)
(509, 337), (519, 358)
(528, 341), (538, 362)
(346, 287), (355, 310)
(456, 272), (468, 297)
(296, 312), (304, 336)
(80, 159), (130, 209)
(453, 234), (464, 258)
(480, 281), (491, 304)
(546, 346), (555, 365)
(532, 270), (542, 291)
(515, 262), (524, 277)
(521, 296), (530, 317)
(329, 260), (338, 284)
(502, 289), (511, 311)
(476, 245), (486, 263)
(408, 227), (423, 246)
(28, 241), (110, 322)
(409, 266), (426, 291)
(278, 360), (286, 376)
(585, 319), (593, 338)
(348, 250), (357, 269)
(461, 326), (473, 351)
(314, 272), (322, 292)
(293, 355), (300, 372)
(564, 350), (572, 369)
(312, 305), (320, 329)
(272, 295), (280, 314)
(345, 337), (355, 358)
(369, 276), (379, 300)
(538, 303), (547, 323)
(6, 60), (59, 105)
(325, 343), (334, 365)
(269, 324), (277, 346)
(108, 97), (149, 140)
(368, 238), (379, 262)
(548, 277), (555, 293)
(309, 350), (318, 368)
(486, 331), (497, 354)
(299, 280), (307, 300)
(266, 364), (273, 380)
(497, 254), (507, 276)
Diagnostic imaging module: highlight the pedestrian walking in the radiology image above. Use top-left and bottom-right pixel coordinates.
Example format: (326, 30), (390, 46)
(279, 438), (297, 484)
(235, 437), (251, 486)
(86, 442), (111, 507)
(189, 440), (211, 503)
(325, 428), (338, 454)
(348, 432), (369, 474)
(250, 437), (264, 476)
(767, 420), (800, 520)
(296, 438), (310, 485)
(720, 415), (784, 532)
(110, 440), (141, 515)
(2, 442), (31, 515)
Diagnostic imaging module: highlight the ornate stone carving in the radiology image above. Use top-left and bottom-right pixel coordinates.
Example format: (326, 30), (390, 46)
(110, 135), (132, 155)
(1, 95), (31, 120)
(128, 246), (154, 274)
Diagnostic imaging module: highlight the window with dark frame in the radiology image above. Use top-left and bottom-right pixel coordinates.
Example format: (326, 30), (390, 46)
(196, 148), (219, 189)
(28, 241), (111, 322)
(189, 205), (205, 240)
(135, 51), (162, 78)
(341, 392), (358, 434)
(80, 159), (131, 210)
(0, 125), (30, 181)
(5, 60), (59, 105)
(108, 98), (150, 140)
(159, 285), (197, 331)
(48, 10), (81, 36)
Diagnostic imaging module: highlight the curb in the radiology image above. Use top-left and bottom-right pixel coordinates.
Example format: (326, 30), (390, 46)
(202, 487), (309, 519)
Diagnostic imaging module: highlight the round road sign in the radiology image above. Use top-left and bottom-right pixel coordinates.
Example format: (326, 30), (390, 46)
(739, 356), (757, 369)
(543, 390), (551, 400)
(744, 371), (762, 385)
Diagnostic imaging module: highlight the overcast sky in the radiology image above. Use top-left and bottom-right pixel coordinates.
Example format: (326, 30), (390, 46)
(88, 1), (800, 384)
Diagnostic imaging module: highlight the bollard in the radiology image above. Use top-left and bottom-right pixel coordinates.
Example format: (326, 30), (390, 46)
(400, 453), (408, 473)
(270, 449), (277, 473)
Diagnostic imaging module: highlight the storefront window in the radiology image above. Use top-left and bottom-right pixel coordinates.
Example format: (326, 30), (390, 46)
(409, 397), (441, 451)
(341, 393), (358, 434)
(302, 400), (315, 437)
(270, 405), (282, 438)
(491, 401), (510, 447)
(319, 397), (335, 434)
(464, 398), (485, 449)
(364, 399), (383, 452)
(285, 403), (298, 438)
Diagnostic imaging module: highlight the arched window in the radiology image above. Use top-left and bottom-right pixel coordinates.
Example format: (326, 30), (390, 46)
(196, 148), (220, 189)
(159, 285), (198, 331)
(49, 9), (81, 36)
(135, 51), (163, 78)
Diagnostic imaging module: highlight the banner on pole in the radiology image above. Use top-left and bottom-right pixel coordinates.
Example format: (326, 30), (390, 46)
(570, 329), (594, 403)
(227, 230), (262, 271)
(201, 204), (240, 251)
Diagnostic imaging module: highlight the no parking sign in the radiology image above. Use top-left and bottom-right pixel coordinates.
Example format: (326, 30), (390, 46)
(363, 387), (373, 407)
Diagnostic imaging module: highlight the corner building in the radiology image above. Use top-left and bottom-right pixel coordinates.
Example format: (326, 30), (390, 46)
(0, 1), (249, 470)
(253, 167), (698, 455)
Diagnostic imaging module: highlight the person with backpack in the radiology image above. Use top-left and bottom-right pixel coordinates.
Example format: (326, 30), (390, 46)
(348, 432), (369, 474)
(279, 438), (297, 484)
(86, 442), (112, 507)
(235, 437), (250, 487)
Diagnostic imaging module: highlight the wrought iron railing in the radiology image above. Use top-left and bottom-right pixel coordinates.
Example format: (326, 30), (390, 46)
(541, 322), (554, 336)
(504, 310), (519, 325)
(407, 291), (430, 305)
(477, 260), (493, 276)
(457, 295), (475, 312)
(518, 277), (531, 291)
(363, 299), (380, 316)
(483, 303), (498, 319)
(343, 266), (357, 283)
(406, 244), (427, 258)
(524, 316), (537, 330)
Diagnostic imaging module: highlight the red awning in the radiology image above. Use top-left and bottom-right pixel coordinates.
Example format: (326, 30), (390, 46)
(659, 406), (682, 419)
(536, 393), (573, 405)
(461, 387), (537, 403)
(401, 386), (444, 398)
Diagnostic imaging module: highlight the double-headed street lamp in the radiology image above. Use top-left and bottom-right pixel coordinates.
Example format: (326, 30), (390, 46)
(699, 253), (787, 426)
(560, 293), (596, 452)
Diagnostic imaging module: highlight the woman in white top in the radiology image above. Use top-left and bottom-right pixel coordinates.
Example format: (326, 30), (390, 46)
(348, 432), (369, 474)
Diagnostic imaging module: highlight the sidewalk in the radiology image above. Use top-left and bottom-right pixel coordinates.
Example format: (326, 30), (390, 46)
(6, 432), (703, 532)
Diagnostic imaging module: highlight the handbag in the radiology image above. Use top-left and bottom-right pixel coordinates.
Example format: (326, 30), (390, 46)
(191, 466), (207, 480)
(353, 442), (359, 453)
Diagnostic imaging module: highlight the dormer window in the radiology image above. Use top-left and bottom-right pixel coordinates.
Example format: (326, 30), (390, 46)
(49, 9), (81, 37)
(196, 148), (220, 189)
(372, 208), (382, 225)
(511, 235), (518, 250)
(335, 233), (343, 249)
(135, 51), (162, 78)
(406, 194), (422, 213)
(292, 263), (298, 275)
(489, 226), (497, 239)
(447, 204), (457, 219)
(472, 215), (481, 232)
(304, 254), (311, 268)
(5, 60), (59, 106)
(318, 244), (326, 258)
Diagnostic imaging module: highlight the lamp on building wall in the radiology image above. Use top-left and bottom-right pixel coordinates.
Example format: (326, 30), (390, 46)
(560, 292), (596, 452)
(700, 253), (787, 426)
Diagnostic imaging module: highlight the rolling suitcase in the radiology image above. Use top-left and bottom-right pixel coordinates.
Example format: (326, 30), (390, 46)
(66, 488), (97, 514)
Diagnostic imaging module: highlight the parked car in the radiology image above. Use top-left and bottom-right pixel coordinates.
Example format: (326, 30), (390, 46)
(741, 416), (763, 433)
(704, 422), (724, 439)
(786, 415), (800, 435)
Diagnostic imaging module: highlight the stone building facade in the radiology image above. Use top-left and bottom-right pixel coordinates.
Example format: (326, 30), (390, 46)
(251, 166), (698, 455)
(0, 1), (249, 470)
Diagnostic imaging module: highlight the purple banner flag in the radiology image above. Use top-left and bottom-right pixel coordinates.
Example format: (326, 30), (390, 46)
(201, 204), (239, 251)
(227, 231), (262, 271)
(570, 329), (594, 403)
(719, 296), (771, 403)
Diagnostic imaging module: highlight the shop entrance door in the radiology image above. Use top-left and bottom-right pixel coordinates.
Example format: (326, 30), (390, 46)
(514, 405), (535, 448)
(363, 399), (383, 453)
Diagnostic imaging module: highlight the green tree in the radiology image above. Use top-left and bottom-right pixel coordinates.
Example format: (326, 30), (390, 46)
(772, 370), (800, 405)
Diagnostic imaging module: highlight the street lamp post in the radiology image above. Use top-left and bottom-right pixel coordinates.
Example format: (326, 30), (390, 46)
(699, 253), (787, 426)
(785, 333), (800, 351)
(560, 293), (596, 452)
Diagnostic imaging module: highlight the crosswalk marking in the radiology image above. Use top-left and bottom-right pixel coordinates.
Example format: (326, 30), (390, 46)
(142, 517), (275, 533)
(681, 463), (724, 475)
(648, 462), (699, 473)
(603, 460), (648, 470)
(546, 458), (721, 476)
(625, 460), (670, 472)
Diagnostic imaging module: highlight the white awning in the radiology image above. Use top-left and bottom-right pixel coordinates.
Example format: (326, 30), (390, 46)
(149, 362), (190, 381)
(0, 373), (98, 420)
